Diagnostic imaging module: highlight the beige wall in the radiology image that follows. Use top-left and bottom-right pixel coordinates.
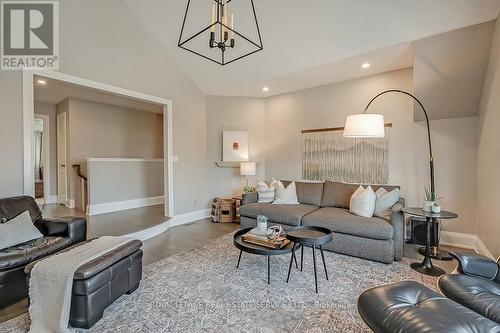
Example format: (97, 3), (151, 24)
(265, 68), (478, 234)
(88, 159), (163, 205)
(66, 98), (163, 163)
(0, 0), (208, 215)
(34, 102), (58, 196)
(413, 21), (494, 121)
(477, 17), (500, 258)
(58, 98), (163, 209)
(206, 96), (267, 199)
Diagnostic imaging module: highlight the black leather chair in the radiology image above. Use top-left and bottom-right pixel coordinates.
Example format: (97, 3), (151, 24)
(0, 196), (87, 309)
(358, 280), (500, 333)
(439, 252), (500, 324)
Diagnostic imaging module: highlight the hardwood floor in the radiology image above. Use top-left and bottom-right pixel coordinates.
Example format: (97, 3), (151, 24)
(40, 203), (169, 238)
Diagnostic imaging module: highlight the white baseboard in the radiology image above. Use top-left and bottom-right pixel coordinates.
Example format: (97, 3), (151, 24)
(87, 196), (164, 216)
(169, 208), (210, 227)
(440, 231), (494, 259)
(67, 199), (75, 209)
(124, 208), (210, 241)
(45, 195), (58, 204)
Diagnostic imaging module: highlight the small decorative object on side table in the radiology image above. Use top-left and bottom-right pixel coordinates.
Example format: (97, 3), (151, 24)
(402, 207), (458, 276)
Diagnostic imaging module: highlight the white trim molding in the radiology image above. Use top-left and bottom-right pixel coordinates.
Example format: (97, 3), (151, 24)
(170, 209), (211, 228)
(86, 196), (164, 216)
(86, 158), (164, 162)
(23, 69), (174, 217)
(124, 208), (211, 241)
(440, 231), (494, 259)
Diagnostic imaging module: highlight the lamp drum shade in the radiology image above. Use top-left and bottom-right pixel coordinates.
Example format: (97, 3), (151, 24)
(240, 162), (256, 176)
(343, 114), (385, 138)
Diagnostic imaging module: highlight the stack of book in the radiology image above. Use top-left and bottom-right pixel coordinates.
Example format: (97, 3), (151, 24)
(242, 228), (290, 249)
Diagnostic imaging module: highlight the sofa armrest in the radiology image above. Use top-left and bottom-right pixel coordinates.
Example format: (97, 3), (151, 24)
(388, 200), (404, 261)
(35, 217), (87, 244)
(242, 192), (258, 205)
(449, 251), (499, 280)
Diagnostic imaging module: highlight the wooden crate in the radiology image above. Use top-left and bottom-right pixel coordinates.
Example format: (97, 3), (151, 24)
(210, 198), (235, 223)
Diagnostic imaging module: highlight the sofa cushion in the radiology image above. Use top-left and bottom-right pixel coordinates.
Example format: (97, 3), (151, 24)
(439, 274), (500, 324)
(302, 207), (394, 240)
(0, 236), (72, 271)
(320, 181), (400, 208)
(240, 203), (319, 226)
(0, 211), (43, 251)
(282, 180), (324, 206)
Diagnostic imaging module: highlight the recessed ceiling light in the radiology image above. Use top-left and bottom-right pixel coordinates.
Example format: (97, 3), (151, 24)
(37, 79), (47, 85)
(361, 63), (370, 69)
(262, 87), (269, 92)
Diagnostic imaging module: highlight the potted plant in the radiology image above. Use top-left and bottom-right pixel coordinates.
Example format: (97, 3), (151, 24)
(243, 185), (256, 193)
(431, 201), (442, 214)
(423, 188), (440, 212)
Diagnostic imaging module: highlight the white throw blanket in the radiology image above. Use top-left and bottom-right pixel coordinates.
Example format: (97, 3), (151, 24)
(28, 236), (133, 333)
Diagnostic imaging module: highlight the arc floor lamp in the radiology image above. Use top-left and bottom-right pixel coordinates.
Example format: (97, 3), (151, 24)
(343, 89), (451, 275)
(343, 89), (435, 195)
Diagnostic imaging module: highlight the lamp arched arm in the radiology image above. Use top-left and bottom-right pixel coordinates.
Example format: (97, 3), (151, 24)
(363, 89), (435, 194)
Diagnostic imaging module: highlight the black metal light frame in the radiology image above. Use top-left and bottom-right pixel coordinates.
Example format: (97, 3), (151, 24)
(363, 89), (435, 197)
(178, 0), (263, 65)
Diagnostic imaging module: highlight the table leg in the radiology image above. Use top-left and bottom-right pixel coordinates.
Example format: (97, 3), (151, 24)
(312, 245), (318, 293)
(236, 250), (242, 268)
(294, 247), (299, 269)
(287, 243), (296, 283)
(319, 245), (329, 280)
(410, 217), (445, 276)
(267, 255), (270, 284)
(300, 244), (304, 272)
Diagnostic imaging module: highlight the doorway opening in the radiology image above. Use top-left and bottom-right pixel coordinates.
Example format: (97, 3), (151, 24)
(23, 70), (173, 217)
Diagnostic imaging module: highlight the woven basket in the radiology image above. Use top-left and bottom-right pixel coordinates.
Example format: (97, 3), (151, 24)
(210, 198), (235, 223)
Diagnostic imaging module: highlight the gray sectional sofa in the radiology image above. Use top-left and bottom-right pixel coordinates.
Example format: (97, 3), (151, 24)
(240, 180), (404, 264)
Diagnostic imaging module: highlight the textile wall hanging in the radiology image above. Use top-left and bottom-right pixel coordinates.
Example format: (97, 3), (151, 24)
(302, 127), (390, 184)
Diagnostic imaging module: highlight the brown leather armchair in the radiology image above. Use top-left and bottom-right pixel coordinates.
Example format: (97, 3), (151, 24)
(0, 196), (87, 309)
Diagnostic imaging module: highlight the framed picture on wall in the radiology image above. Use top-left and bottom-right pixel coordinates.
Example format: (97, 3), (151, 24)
(222, 131), (249, 162)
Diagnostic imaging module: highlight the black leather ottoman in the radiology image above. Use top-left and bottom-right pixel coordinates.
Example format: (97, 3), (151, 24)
(357, 280), (500, 333)
(26, 239), (143, 329)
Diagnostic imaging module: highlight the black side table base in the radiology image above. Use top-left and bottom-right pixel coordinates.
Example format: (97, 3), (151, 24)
(417, 247), (454, 261)
(410, 262), (445, 277)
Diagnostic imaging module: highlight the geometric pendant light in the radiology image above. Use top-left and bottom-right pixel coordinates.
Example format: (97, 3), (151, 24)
(178, 0), (263, 65)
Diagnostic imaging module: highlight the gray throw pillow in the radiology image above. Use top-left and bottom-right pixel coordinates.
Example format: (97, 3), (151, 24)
(0, 211), (43, 250)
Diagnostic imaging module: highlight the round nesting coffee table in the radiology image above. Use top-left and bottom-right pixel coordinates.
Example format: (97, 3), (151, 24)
(285, 226), (333, 293)
(233, 228), (298, 284)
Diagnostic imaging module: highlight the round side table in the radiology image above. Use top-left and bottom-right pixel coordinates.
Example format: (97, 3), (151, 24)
(402, 207), (458, 276)
(285, 226), (333, 293)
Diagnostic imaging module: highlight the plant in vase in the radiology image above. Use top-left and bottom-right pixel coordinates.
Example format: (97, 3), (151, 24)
(423, 188), (441, 212)
(243, 185), (256, 193)
(431, 201), (442, 214)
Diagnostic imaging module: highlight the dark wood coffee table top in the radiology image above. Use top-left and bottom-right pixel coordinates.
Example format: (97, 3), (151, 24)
(286, 226), (333, 246)
(233, 228), (295, 256)
(402, 207), (458, 219)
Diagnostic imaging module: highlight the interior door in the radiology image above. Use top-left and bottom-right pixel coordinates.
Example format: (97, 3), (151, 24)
(57, 112), (67, 205)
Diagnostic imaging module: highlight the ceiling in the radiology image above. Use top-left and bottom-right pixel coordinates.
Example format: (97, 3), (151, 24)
(126, 0), (500, 97)
(34, 76), (163, 113)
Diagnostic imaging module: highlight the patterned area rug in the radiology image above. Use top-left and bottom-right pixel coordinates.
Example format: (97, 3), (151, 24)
(0, 233), (438, 333)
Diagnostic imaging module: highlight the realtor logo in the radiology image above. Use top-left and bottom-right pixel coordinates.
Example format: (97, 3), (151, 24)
(1, 1), (59, 70)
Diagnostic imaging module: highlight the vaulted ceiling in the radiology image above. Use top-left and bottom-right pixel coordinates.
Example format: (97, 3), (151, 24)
(125, 0), (500, 97)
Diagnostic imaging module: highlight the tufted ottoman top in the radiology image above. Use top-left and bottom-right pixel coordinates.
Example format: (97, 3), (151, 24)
(357, 280), (500, 333)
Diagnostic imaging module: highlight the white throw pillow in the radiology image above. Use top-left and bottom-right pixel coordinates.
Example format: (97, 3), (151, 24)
(0, 211), (43, 250)
(257, 178), (278, 203)
(349, 185), (376, 218)
(272, 180), (299, 205)
(374, 187), (400, 220)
